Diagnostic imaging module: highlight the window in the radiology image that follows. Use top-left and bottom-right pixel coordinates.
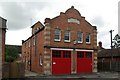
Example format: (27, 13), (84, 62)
(86, 33), (90, 43)
(64, 31), (70, 42)
(86, 52), (92, 58)
(52, 50), (61, 58)
(40, 54), (43, 66)
(28, 58), (30, 65)
(63, 51), (71, 58)
(54, 29), (61, 41)
(77, 52), (84, 58)
(78, 32), (83, 43)
(33, 36), (36, 46)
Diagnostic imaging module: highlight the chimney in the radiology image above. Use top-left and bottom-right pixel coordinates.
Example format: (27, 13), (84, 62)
(44, 18), (51, 24)
(22, 40), (24, 44)
(98, 41), (102, 48)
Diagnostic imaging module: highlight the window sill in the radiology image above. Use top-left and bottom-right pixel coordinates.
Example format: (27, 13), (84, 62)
(78, 41), (83, 44)
(54, 39), (61, 42)
(64, 40), (71, 43)
(86, 42), (91, 44)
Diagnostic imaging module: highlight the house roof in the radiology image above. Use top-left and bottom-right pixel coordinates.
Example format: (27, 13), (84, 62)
(98, 48), (120, 57)
(31, 21), (44, 28)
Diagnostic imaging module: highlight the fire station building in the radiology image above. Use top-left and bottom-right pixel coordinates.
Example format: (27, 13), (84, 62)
(22, 6), (97, 75)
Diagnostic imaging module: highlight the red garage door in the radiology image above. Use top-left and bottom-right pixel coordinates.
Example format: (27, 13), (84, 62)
(52, 50), (71, 74)
(77, 51), (92, 73)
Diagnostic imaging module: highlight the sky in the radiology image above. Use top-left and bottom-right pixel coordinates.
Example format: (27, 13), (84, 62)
(0, 0), (119, 48)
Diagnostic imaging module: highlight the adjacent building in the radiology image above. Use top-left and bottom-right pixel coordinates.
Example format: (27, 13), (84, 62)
(98, 48), (120, 72)
(22, 6), (97, 75)
(0, 17), (7, 79)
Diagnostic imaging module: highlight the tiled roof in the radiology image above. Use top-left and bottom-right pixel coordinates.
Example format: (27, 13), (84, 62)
(98, 48), (120, 57)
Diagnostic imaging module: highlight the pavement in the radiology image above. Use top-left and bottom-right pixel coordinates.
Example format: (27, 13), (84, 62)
(25, 70), (120, 80)
(25, 70), (40, 77)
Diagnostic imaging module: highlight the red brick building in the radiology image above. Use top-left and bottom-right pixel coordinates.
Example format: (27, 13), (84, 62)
(22, 6), (97, 75)
(0, 17), (7, 79)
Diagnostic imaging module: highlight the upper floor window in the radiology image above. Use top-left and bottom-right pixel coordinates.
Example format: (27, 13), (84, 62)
(86, 33), (90, 44)
(68, 18), (80, 24)
(77, 32), (83, 43)
(64, 31), (70, 42)
(54, 29), (61, 41)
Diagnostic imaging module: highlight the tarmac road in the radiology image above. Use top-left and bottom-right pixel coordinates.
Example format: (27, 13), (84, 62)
(25, 71), (120, 80)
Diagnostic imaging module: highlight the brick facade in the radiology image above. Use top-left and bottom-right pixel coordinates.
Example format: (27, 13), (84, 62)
(22, 6), (97, 75)
(0, 17), (7, 79)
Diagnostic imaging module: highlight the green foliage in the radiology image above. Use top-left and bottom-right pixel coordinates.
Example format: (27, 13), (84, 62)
(5, 45), (18, 62)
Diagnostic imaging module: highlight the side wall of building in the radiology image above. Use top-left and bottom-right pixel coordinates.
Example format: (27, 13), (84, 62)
(0, 29), (2, 78)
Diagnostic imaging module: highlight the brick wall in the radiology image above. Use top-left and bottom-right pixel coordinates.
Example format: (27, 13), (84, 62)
(0, 17), (7, 79)
(22, 6), (97, 75)
(0, 29), (2, 78)
(47, 7), (97, 49)
(22, 22), (45, 74)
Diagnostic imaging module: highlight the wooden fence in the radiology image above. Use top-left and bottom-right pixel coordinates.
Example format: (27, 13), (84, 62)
(2, 62), (25, 79)
(97, 62), (120, 72)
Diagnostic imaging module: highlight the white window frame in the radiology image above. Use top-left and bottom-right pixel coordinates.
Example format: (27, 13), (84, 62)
(64, 31), (70, 42)
(77, 32), (83, 43)
(54, 29), (61, 41)
(86, 33), (91, 44)
(39, 54), (42, 66)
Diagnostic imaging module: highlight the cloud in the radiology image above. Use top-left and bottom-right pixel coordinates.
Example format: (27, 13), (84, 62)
(0, 2), (48, 30)
(91, 16), (105, 27)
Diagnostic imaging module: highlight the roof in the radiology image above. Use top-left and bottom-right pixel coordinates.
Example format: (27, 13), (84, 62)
(22, 25), (45, 44)
(31, 21), (44, 28)
(98, 48), (120, 57)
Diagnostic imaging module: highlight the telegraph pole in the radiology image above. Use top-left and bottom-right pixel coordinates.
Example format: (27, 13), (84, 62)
(109, 30), (114, 49)
(109, 30), (114, 71)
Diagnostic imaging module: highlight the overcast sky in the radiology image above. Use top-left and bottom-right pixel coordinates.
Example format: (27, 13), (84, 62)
(0, 0), (119, 48)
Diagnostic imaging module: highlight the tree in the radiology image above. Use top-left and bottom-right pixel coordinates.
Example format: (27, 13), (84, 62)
(5, 45), (18, 62)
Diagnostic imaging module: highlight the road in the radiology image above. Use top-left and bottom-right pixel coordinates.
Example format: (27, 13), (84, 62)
(25, 71), (120, 80)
